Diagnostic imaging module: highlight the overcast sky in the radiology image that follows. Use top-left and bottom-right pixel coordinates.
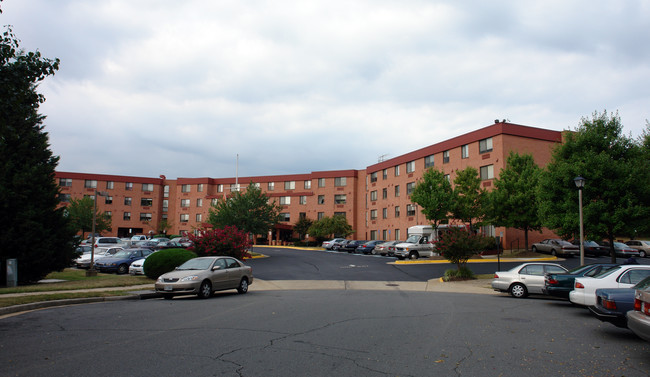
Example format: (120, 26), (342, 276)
(3, 1), (649, 179)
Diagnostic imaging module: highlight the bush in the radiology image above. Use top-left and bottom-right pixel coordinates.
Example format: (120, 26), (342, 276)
(435, 227), (486, 270)
(188, 226), (252, 260)
(443, 267), (475, 281)
(143, 248), (197, 279)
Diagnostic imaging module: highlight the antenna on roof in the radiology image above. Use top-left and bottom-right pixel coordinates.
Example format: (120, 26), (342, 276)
(378, 154), (389, 163)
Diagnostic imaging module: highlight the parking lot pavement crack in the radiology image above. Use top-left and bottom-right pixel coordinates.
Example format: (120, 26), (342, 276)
(452, 343), (473, 376)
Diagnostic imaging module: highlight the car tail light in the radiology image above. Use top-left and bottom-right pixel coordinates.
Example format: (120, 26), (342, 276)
(494, 274), (499, 278)
(601, 298), (617, 310)
(546, 278), (559, 285)
(634, 298), (642, 311)
(575, 282), (584, 289)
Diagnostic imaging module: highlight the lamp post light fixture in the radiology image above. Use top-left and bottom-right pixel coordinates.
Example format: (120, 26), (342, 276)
(574, 176), (586, 266)
(87, 189), (109, 277)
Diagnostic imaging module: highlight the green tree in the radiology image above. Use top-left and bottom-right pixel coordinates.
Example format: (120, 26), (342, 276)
(410, 168), (454, 229)
(66, 196), (112, 238)
(538, 111), (650, 262)
(308, 215), (354, 241)
(156, 218), (171, 236)
(487, 152), (542, 251)
(293, 216), (313, 241)
(208, 183), (282, 237)
(0, 22), (77, 283)
(452, 167), (486, 232)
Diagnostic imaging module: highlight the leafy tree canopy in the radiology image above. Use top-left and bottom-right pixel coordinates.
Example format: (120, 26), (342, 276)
(293, 216), (313, 240)
(308, 215), (354, 241)
(410, 168), (454, 229)
(451, 167), (486, 231)
(66, 196), (112, 238)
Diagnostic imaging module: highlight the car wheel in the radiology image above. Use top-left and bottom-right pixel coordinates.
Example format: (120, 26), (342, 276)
(197, 280), (212, 299)
(510, 283), (528, 298)
(162, 294), (173, 300)
(550, 249), (557, 256)
(117, 264), (128, 274)
(531, 246), (537, 253)
(409, 251), (419, 259)
(640, 250), (647, 258)
(237, 278), (249, 294)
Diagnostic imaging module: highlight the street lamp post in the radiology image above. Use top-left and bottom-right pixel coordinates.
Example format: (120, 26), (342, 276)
(574, 176), (586, 266)
(87, 189), (109, 277)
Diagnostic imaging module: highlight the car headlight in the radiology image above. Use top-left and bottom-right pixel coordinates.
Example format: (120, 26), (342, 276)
(156, 276), (164, 283)
(180, 275), (199, 282)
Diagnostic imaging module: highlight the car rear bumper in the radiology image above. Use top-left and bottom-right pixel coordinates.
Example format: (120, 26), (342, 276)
(627, 311), (650, 341)
(588, 305), (627, 327)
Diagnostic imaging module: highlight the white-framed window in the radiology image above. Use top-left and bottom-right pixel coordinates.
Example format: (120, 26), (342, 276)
(196, 213), (202, 222)
(406, 161), (415, 173)
(395, 229), (401, 240)
(335, 177), (347, 187)
(424, 155), (434, 168)
(395, 185), (400, 197)
(370, 209), (378, 220)
(370, 172), (377, 182)
(280, 213), (290, 222)
(123, 212), (131, 220)
(284, 181), (295, 190)
(335, 194), (347, 204)
(406, 182), (415, 195)
(318, 178), (326, 187)
(163, 185), (169, 198)
(217, 184), (223, 193)
(230, 183), (240, 192)
(124, 197), (132, 205)
(196, 198), (203, 207)
(443, 151), (450, 163)
(268, 182), (275, 191)
(84, 180), (97, 189)
(394, 165), (400, 176)
(382, 229), (388, 240)
(300, 196), (307, 205)
(58, 193), (71, 202)
(304, 180), (311, 189)
(140, 213), (152, 221)
(280, 196), (291, 205)
(461, 144), (469, 159)
(181, 184), (190, 193)
(317, 212), (324, 220)
(444, 174), (450, 182)
(211, 198), (219, 206)
(180, 214), (189, 223)
(370, 190), (377, 201)
(142, 183), (153, 192)
(106, 181), (114, 190)
(318, 195), (325, 204)
(370, 230), (378, 240)
(181, 199), (190, 207)
(197, 183), (204, 192)
(395, 206), (400, 217)
(59, 178), (72, 187)
(125, 182), (133, 190)
(382, 169), (388, 180)
(406, 204), (416, 216)
(479, 137), (493, 153)
(480, 165), (495, 180)
(382, 208), (388, 219)
(162, 200), (168, 212)
(382, 188), (387, 199)
(105, 196), (113, 204)
(334, 212), (346, 218)
(105, 211), (112, 217)
(141, 198), (153, 206)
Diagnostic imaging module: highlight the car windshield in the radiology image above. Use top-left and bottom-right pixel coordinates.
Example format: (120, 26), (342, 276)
(614, 242), (628, 249)
(405, 235), (420, 243)
(634, 276), (650, 290)
(178, 258), (214, 270)
(112, 251), (132, 258)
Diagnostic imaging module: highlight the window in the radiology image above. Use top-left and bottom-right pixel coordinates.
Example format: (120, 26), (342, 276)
(382, 208), (388, 219)
(58, 193), (71, 202)
(300, 196), (307, 205)
(59, 178), (72, 187)
(382, 188), (387, 199)
(106, 181), (114, 190)
(84, 180), (97, 189)
(181, 184), (191, 193)
(142, 183), (153, 192)
(394, 206), (400, 217)
(162, 200), (168, 212)
(424, 155), (434, 168)
(479, 137), (493, 153)
(480, 165), (494, 180)
(180, 214), (189, 223)
(230, 184), (239, 192)
(268, 182), (275, 191)
(217, 184), (223, 193)
(123, 212), (131, 220)
(382, 230), (388, 240)
(382, 169), (388, 180)
(318, 212), (324, 220)
(334, 212), (346, 218)
(315, 195), (325, 205)
(197, 183), (204, 192)
(443, 151), (450, 163)
(406, 161), (415, 173)
(105, 196), (113, 204)
(180, 199), (190, 207)
(280, 213), (290, 222)
(141, 198), (153, 207)
(370, 209), (378, 220)
(211, 198), (218, 206)
(370, 172), (377, 183)
(395, 229), (401, 240)
(196, 198), (203, 207)
(304, 180), (311, 189)
(318, 178), (326, 187)
(126, 182), (133, 190)
(395, 185), (400, 197)
(140, 213), (152, 221)
(163, 185), (169, 198)
(461, 144), (469, 159)
(394, 165), (400, 176)
(105, 211), (112, 218)
(406, 182), (415, 195)
(284, 181), (295, 190)
(250, 182), (260, 188)
(124, 197), (132, 206)
(280, 196), (291, 205)
(299, 212), (306, 220)
(444, 174), (450, 182)
(196, 214), (202, 222)
(370, 230), (378, 240)
(335, 194), (347, 204)
(335, 177), (347, 187)
(407, 204), (416, 216)
(370, 190), (377, 201)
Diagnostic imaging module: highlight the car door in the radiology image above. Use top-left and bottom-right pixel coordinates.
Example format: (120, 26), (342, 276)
(224, 258), (243, 288)
(519, 264), (546, 294)
(209, 258), (229, 290)
(617, 268), (650, 288)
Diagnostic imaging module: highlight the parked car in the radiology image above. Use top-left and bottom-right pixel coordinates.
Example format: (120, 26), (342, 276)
(569, 265), (650, 306)
(373, 240), (403, 256)
(154, 241), (186, 250)
(75, 245), (92, 256)
(75, 246), (123, 269)
(531, 239), (579, 257)
(131, 235), (148, 241)
(356, 240), (386, 255)
(571, 240), (609, 257)
(155, 256), (253, 299)
(492, 262), (568, 298)
(129, 255), (152, 275)
(171, 237), (193, 248)
(138, 241), (161, 250)
(94, 248), (154, 274)
(612, 242), (641, 258)
(543, 263), (619, 299)
(589, 276), (650, 328)
(322, 238), (346, 250)
(341, 240), (367, 253)
(627, 284), (650, 341)
(93, 237), (122, 248)
(332, 239), (351, 251)
(625, 240), (650, 258)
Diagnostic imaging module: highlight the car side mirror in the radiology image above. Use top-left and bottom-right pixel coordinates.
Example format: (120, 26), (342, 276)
(212, 266), (221, 271)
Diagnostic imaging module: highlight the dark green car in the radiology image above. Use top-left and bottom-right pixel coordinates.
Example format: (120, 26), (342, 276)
(543, 263), (619, 299)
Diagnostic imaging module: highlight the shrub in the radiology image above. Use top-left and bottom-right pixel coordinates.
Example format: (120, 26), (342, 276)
(443, 267), (475, 281)
(435, 227), (486, 270)
(188, 226), (252, 260)
(143, 248), (197, 279)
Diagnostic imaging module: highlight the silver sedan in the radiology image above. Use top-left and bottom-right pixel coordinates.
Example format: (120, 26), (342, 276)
(492, 262), (568, 298)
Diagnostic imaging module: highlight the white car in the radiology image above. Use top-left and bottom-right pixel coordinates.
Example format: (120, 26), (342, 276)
(129, 257), (148, 275)
(569, 265), (650, 306)
(75, 246), (123, 269)
(322, 238), (346, 250)
(492, 262), (568, 298)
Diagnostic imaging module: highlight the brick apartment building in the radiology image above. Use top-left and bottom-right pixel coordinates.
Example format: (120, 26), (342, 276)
(56, 121), (565, 249)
